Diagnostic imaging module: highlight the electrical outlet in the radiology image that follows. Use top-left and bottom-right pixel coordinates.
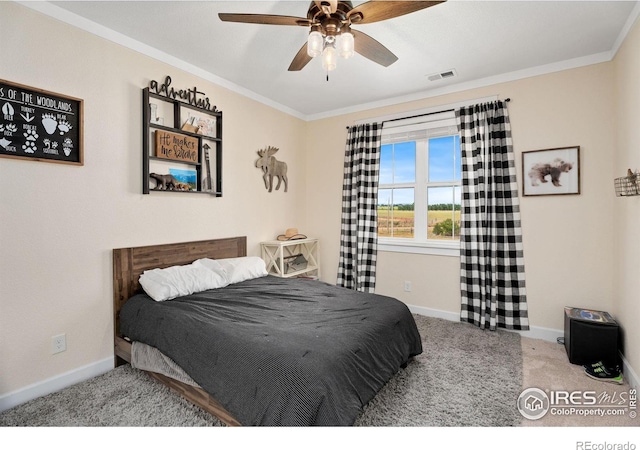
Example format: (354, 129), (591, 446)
(52, 334), (66, 354)
(403, 281), (412, 292)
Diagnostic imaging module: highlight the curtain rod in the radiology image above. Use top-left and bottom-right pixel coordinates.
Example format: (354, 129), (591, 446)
(346, 98), (511, 130)
(383, 98), (510, 125)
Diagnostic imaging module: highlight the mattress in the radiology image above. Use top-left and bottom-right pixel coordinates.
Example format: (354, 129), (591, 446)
(119, 275), (422, 426)
(131, 340), (199, 387)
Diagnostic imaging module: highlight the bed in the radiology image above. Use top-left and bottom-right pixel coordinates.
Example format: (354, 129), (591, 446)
(113, 236), (422, 426)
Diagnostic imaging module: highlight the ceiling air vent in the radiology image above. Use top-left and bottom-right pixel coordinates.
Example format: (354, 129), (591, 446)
(427, 69), (457, 82)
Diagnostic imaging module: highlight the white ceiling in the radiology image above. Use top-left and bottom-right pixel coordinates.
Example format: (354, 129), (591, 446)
(33, 1), (640, 119)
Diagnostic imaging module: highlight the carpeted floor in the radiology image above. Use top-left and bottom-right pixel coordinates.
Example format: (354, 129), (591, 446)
(520, 337), (639, 427)
(0, 315), (523, 427)
(355, 314), (522, 426)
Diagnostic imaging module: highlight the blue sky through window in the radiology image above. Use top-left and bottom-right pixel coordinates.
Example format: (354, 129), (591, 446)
(429, 135), (461, 182)
(380, 142), (415, 186)
(379, 136), (461, 206)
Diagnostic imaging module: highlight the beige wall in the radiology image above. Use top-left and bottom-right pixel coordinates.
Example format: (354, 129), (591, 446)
(308, 63), (617, 335)
(613, 17), (640, 378)
(307, 24), (640, 379)
(1, 2), (638, 400)
(0, 3), (307, 394)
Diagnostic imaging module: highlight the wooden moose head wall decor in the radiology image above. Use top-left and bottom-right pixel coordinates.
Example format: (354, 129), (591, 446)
(255, 146), (288, 192)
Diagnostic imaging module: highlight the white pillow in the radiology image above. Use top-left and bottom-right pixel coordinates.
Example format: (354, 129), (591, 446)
(139, 262), (229, 302)
(198, 256), (267, 284)
(193, 257), (226, 274)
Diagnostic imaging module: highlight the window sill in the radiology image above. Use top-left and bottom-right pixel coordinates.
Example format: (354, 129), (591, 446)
(377, 240), (460, 257)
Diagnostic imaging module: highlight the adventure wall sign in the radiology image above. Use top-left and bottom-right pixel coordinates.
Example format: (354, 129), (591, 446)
(0, 79), (83, 165)
(149, 76), (218, 113)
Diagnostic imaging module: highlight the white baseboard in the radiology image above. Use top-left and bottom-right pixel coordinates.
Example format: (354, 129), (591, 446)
(0, 357), (113, 413)
(407, 304), (564, 342)
(407, 304), (640, 389)
(620, 353), (640, 390)
(407, 304), (460, 322)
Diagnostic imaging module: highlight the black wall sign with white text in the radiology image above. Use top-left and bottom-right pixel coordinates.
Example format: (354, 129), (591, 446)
(0, 79), (83, 165)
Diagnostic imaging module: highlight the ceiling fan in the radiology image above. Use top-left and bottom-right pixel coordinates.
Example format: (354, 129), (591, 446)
(218, 1), (446, 72)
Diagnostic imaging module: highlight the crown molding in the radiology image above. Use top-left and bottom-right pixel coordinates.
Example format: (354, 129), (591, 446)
(610, 0), (640, 56)
(306, 51), (613, 121)
(16, 0), (639, 123)
(16, 0), (307, 120)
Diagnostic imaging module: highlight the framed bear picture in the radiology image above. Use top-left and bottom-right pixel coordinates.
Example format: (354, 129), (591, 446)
(522, 146), (580, 196)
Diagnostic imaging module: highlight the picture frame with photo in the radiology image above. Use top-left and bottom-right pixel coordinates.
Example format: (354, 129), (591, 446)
(522, 146), (580, 196)
(169, 168), (197, 191)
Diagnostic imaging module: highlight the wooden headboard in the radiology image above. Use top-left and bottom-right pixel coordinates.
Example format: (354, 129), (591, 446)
(112, 236), (247, 338)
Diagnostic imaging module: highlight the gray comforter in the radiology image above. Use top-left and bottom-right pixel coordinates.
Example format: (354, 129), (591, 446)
(119, 276), (423, 426)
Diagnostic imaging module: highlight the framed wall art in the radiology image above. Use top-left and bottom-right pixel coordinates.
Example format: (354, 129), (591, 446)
(0, 79), (83, 166)
(522, 146), (580, 196)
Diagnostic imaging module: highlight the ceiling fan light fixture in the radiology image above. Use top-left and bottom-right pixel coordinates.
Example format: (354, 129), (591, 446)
(322, 41), (337, 71)
(338, 31), (355, 59)
(219, 0), (448, 72)
(307, 30), (324, 57)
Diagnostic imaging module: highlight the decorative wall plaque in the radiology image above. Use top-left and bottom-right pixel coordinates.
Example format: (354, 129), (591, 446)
(154, 129), (199, 163)
(0, 79), (83, 165)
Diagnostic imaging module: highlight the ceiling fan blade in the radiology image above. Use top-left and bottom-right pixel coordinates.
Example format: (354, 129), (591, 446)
(288, 43), (313, 71)
(351, 29), (398, 67)
(218, 13), (310, 27)
(348, 1), (445, 25)
(314, 0), (338, 15)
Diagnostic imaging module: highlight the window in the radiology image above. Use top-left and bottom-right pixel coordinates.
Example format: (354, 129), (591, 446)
(377, 113), (461, 255)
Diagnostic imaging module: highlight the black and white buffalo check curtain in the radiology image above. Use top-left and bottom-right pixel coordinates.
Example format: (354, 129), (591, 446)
(336, 123), (382, 293)
(456, 101), (529, 331)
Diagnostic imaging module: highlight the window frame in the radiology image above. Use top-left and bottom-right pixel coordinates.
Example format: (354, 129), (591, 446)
(377, 113), (461, 257)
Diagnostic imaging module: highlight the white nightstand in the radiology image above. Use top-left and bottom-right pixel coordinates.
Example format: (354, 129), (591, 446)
(261, 238), (320, 279)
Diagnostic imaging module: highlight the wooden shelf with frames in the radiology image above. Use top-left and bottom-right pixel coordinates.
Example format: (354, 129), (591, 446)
(142, 87), (222, 196)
